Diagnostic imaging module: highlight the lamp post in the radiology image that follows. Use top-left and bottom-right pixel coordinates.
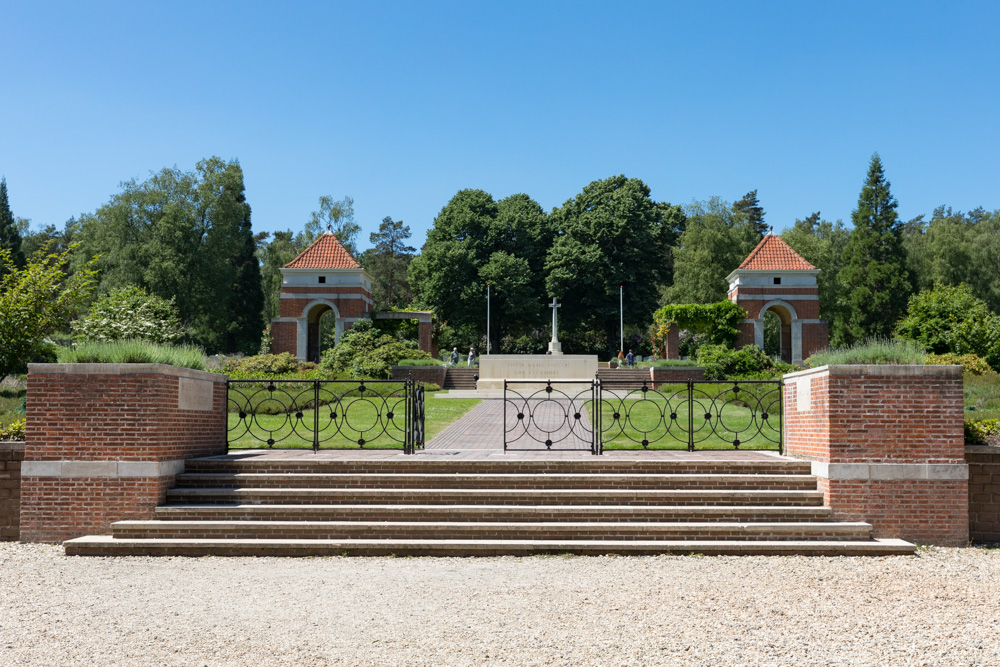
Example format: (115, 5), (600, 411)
(619, 284), (624, 354)
(486, 283), (491, 355)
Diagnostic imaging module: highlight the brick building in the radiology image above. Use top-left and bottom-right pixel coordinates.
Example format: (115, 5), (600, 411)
(726, 234), (829, 364)
(269, 232), (373, 362)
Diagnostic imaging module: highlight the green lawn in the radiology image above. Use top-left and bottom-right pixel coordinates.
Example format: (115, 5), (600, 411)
(0, 388), (26, 430)
(593, 385), (783, 450)
(227, 395), (480, 449)
(964, 373), (1000, 422)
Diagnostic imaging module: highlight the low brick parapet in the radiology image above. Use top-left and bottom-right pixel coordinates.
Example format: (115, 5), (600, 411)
(783, 365), (968, 546)
(21, 363), (228, 543)
(966, 445), (1000, 543)
(0, 441), (24, 541)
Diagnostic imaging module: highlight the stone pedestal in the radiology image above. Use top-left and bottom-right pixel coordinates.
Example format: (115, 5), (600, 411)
(547, 340), (563, 355)
(477, 355), (598, 391)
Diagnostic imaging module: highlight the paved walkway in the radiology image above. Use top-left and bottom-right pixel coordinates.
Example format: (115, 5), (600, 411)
(428, 398), (594, 451)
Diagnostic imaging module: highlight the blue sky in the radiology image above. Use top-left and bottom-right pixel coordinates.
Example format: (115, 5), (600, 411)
(3, 1), (998, 251)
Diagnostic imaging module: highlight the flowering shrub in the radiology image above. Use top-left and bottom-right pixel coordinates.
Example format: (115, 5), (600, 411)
(258, 324), (272, 355)
(0, 418), (25, 441)
(72, 285), (185, 344)
(222, 353), (302, 377)
(924, 352), (992, 375)
(965, 419), (1000, 446)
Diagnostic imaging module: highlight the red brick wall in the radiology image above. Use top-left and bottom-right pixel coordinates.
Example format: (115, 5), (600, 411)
(390, 366), (447, 387)
(0, 442), (24, 541)
(801, 322), (829, 361)
(650, 366), (705, 387)
(783, 365), (968, 545)
(21, 364), (228, 543)
(270, 320), (297, 356)
(967, 446), (1000, 543)
(735, 322), (755, 349)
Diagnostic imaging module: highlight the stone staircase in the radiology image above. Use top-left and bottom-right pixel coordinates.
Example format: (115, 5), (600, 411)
(597, 368), (651, 386)
(443, 368), (479, 390)
(64, 457), (915, 557)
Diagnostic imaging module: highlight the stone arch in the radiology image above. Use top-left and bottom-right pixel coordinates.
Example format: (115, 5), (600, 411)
(302, 300), (341, 363)
(758, 300), (798, 363)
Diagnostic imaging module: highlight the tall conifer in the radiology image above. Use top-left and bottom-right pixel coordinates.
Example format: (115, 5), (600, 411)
(0, 178), (26, 273)
(834, 154), (911, 344)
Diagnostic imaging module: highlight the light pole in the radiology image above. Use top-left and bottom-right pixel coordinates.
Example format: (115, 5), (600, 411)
(486, 283), (491, 354)
(619, 284), (624, 354)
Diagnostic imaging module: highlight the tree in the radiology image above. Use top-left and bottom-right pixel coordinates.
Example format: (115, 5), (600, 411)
(71, 285), (186, 344)
(666, 197), (758, 305)
(733, 189), (768, 238)
(77, 157), (265, 354)
(308, 195), (359, 256)
(0, 178), (25, 275)
(781, 212), (850, 331)
(409, 190), (551, 352)
(362, 216), (416, 310)
(258, 230), (298, 319)
(0, 243), (98, 380)
(545, 175), (685, 356)
(895, 284), (1000, 370)
(834, 154), (911, 344)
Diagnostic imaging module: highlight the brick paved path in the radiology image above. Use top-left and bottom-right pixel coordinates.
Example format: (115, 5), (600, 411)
(427, 398), (593, 451)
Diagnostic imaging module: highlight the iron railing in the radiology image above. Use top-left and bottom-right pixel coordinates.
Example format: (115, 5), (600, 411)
(504, 379), (782, 454)
(226, 378), (425, 454)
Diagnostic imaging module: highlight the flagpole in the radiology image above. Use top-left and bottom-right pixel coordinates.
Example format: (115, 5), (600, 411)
(619, 284), (624, 354)
(486, 283), (491, 355)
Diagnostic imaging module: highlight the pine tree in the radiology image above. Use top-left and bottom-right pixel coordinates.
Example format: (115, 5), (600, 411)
(0, 178), (26, 274)
(733, 189), (767, 238)
(834, 154), (911, 344)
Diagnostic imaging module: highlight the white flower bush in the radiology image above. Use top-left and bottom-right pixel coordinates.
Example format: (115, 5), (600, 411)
(71, 285), (186, 344)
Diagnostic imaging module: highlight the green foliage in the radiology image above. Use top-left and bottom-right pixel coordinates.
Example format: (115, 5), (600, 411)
(964, 372), (1000, 420)
(372, 314), (421, 343)
(695, 344), (795, 380)
(500, 332), (548, 355)
(0, 178), (26, 274)
(395, 358), (443, 367)
(221, 352), (302, 377)
(924, 352), (992, 375)
(78, 157), (264, 354)
(895, 284), (1000, 370)
(58, 339), (207, 370)
(805, 337), (926, 367)
(0, 242), (99, 381)
(308, 195), (359, 256)
(732, 190), (768, 238)
(0, 418), (25, 441)
(835, 154), (912, 344)
(666, 196), (759, 304)
(652, 301), (746, 350)
(781, 213), (850, 329)
(546, 175), (684, 356)
(360, 217), (415, 310)
(965, 420), (1000, 446)
(71, 284), (186, 344)
(320, 319), (429, 379)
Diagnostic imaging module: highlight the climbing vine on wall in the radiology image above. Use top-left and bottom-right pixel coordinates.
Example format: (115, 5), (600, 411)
(651, 301), (746, 350)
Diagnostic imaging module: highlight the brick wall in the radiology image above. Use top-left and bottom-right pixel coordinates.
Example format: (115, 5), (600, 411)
(967, 445), (1000, 543)
(0, 441), (24, 541)
(783, 365), (968, 546)
(21, 364), (228, 543)
(650, 366), (705, 387)
(800, 322), (829, 361)
(270, 320), (297, 356)
(390, 366), (447, 387)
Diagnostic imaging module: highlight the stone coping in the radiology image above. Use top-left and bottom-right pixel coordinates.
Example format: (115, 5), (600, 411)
(28, 363), (227, 383)
(0, 441), (25, 453)
(807, 460), (968, 481)
(783, 364), (962, 381)
(21, 459), (185, 478)
(966, 445), (1000, 455)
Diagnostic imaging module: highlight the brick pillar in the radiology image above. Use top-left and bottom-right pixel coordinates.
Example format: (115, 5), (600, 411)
(418, 320), (436, 357)
(663, 326), (680, 360)
(269, 320), (297, 356)
(0, 442), (24, 541)
(966, 446), (1000, 543)
(783, 365), (968, 546)
(21, 364), (228, 543)
(735, 321), (755, 350)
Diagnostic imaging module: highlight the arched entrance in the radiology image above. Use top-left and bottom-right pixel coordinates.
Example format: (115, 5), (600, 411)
(304, 300), (340, 363)
(759, 301), (795, 363)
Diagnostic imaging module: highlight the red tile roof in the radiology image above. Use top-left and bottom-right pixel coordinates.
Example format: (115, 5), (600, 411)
(284, 232), (361, 269)
(736, 234), (816, 271)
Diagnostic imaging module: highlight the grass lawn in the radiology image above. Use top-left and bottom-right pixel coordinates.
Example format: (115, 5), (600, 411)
(965, 373), (1000, 422)
(227, 395), (480, 449)
(0, 387), (26, 430)
(593, 385), (782, 451)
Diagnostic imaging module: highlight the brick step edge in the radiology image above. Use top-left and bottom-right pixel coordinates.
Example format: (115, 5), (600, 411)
(111, 520), (874, 541)
(183, 460), (812, 474)
(64, 536), (917, 557)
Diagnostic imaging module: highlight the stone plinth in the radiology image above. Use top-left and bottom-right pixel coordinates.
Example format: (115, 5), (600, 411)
(477, 355), (598, 391)
(783, 364), (967, 546)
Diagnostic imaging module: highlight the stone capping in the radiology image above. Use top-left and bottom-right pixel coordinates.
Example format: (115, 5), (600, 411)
(21, 459), (185, 478)
(27, 363), (227, 383)
(809, 460), (969, 481)
(0, 441), (25, 454)
(965, 445), (999, 455)
(783, 364), (963, 381)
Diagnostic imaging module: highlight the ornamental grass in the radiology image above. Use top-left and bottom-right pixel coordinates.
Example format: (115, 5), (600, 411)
(57, 339), (207, 370)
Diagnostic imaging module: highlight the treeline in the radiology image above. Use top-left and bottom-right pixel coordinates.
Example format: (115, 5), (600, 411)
(1, 154), (998, 359)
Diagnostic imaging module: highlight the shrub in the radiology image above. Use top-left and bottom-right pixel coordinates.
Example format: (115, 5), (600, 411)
(695, 344), (795, 380)
(395, 358), (443, 366)
(222, 353), (302, 377)
(320, 319), (429, 379)
(805, 338), (925, 367)
(924, 352), (992, 375)
(71, 284), (186, 344)
(896, 285), (1000, 370)
(965, 419), (1000, 446)
(0, 418), (25, 441)
(652, 301), (747, 352)
(57, 339), (207, 370)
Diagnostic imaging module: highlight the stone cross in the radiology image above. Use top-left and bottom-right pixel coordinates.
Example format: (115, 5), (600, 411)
(549, 297), (561, 342)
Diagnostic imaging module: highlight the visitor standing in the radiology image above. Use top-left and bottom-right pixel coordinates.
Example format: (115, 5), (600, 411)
(626, 349), (635, 367)
(617, 350), (625, 368)
(467, 346), (475, 367)
(449, 347), (459, 367)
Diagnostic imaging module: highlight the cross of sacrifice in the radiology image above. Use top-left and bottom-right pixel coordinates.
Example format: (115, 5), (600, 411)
(549, 297), (561, 342)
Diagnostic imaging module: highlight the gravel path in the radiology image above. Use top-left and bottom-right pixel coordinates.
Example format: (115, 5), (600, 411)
(2, 543), (999, 666)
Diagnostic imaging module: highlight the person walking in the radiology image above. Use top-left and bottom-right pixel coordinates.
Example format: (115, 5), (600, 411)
(626, 349), (635, 368)
(467, 346), (476, 367)
(449, 347), (459, 367)
(617, 350), (625, 368)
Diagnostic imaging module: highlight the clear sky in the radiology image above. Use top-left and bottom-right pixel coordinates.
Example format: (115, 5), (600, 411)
(3, 1), (998, 251)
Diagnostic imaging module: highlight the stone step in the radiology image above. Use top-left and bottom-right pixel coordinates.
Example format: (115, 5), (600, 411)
(153, 503), (836, 523)
(165, 487), (825, 506)
(173, 472), (818, 491)
(111, 519), (875, 541)
(64, 536), (917, 557)
(183, 458), (812, 476)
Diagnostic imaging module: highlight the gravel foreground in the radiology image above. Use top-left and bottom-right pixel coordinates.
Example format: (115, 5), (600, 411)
(2, 543), (999, 666)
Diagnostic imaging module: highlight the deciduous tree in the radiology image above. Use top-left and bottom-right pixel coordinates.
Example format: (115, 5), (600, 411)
(308, 195), (359, 256)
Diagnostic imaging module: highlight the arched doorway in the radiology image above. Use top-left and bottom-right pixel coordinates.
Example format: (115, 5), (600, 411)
(759, 301), (796, 364)
(304, 301), (339, 363)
